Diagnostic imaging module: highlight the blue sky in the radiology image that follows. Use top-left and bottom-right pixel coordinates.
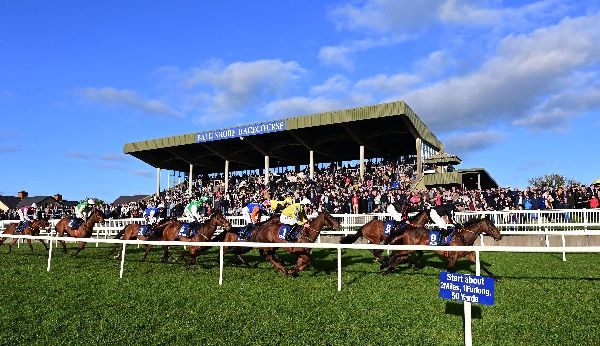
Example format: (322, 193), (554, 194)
(1, 0), (599, 202)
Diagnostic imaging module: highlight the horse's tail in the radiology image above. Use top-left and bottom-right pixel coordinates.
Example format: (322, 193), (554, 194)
(211, 227), (236, 242)
(339, 226), (363, 244)
(113, 225), (127, 240)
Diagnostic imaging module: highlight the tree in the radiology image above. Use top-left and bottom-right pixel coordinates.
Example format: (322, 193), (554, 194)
(528, 173), (581, 189)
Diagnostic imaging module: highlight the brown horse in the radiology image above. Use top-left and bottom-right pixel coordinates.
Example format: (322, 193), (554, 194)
(0, 219), (51, 253)
(155, 211), (232, 265)
(54, 209), (105, 255)
(110, 218), (178, 260)
(339, 210), (430, 262)
(248, 211), (341, 276)
(380, 217), (503, 277)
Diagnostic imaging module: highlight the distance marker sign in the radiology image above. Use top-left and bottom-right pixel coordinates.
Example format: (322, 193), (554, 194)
(439, 272), (495, 306)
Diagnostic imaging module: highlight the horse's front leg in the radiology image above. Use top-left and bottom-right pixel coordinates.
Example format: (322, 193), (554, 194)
(39, 239), (49, 251)
(27, 239), (34, 253)
(259, 249), (289, 275)
(464, 252), (499, 279)
(289, 251), (311, 276)
(141, 244), (153, 261)
(161, 246), (170, 262)
(7, 238), (18, 253)
(72, 241), (87, 256)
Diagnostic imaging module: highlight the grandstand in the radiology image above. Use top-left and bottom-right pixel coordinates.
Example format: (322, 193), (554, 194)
(123, 101), (497, 195)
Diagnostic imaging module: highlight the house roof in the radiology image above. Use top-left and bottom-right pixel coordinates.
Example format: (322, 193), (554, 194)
(0, 196), (20, 209)
(112, 195), (147, 205)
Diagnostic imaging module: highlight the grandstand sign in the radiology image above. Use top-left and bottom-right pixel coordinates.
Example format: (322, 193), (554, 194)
(439, 272), (495, 306)
(196, 120), (285, 143)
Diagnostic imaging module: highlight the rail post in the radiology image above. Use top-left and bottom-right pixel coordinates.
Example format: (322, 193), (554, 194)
(337, 247), (342, 292)
(47, 230), (55, 272)
(119, 243), (126, 278)
(219, 245), (224, 286)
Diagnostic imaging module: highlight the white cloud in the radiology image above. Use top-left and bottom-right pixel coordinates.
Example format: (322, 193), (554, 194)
(354, 73), (420, 95)
(438, 0), (501, 24)
(330, 0), (444, 34)
(261, 97), (344, 118)
(165, 59), (306, 123)
(443, 130), (504, 154)
(77, 87), (182, 118)
(414, 50), (456, 77)
(514, 83), (600, 131)
(310, 75), (352, 95)
(100, 154), (130, 162)
(132, 169), (153, 178)
(66, 151), (95, 159)
(400, 13), (600, 132)
(318, 36), (405, 69)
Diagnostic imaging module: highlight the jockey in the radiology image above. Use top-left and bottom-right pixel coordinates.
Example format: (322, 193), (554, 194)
(144, 204), (163, 227)
(242, 201), (267, 227)
(429, 202), (458, 237)
(280, 198), (311, 241)
(17, 203), (37, 230)
(270, 196), (293, 214)
(386, 200), (411, 231)
(75, 198), (95, 219)
(184, 199), (204, 222)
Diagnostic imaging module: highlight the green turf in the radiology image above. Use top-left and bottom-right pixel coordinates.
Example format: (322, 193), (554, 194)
(0, 243), (599, 346)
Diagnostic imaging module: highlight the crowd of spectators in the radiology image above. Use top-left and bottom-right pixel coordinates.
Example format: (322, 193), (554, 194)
(2, 159), (599, 221)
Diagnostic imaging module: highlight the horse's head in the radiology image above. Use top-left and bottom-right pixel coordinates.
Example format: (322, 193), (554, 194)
(210, 211), (232, 231)
(481, 216), (502, 241)
(90, 209), (105, 224)
(37, 219), (50, 230)
(321, 212), (341, 231)
(411, 210), (430, 227)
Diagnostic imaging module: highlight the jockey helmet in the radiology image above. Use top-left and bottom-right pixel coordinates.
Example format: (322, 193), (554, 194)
(31, 203), (38, 208)
(300, 198), (311, 205)
(262, 200), (271, 207)
(88, 198), (95, 205)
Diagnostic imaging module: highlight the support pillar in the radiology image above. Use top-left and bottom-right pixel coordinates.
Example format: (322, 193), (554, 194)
(359, 145), (365, 182)
(264, 156), (270, 185)
(309, 150), (314, 179)
(416, 138), (423, 181)
(188, 164), (193, 195)
(477, 173), (481, 190)
(224, 160), (230, 195)
(156, 167), (161, 196)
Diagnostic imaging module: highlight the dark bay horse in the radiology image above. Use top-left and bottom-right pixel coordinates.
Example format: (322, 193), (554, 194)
(339, 210), (430, 262)
(380, 217), (503, 277)
(111, 218), (178, 260)
(155, 211), (232, 265)
(0, 219), (51, 253)
(248, 212), (341, 276)
(54, 209), (105, 255)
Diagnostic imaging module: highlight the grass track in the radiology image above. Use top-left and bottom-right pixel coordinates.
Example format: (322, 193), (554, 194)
(1, 243), (599, 345)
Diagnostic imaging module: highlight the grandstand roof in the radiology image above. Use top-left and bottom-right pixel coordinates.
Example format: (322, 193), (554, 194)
(123, 101), (443, 174)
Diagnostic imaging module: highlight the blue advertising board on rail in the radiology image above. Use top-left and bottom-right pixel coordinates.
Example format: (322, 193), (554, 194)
(439, 272), (495, 306)
(196, 120), (285, 143)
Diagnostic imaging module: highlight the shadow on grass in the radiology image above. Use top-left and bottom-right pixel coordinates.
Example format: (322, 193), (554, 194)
(444, 302), (483, 320)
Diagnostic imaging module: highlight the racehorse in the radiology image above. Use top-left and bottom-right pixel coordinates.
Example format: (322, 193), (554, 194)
(247, 211), (341, 276)
(54, 209), (105, 255)
(110, 218), (178, 260)
(339, 210), (430, 262)
(0, 219), (51, 253)
(155, 211), (232, 265)
(380, 217), (503, 278)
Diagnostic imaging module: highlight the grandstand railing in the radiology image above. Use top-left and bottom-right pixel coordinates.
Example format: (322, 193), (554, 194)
(2, 209), (600, 237)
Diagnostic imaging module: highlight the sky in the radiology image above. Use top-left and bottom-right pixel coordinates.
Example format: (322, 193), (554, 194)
(1, 0), (599, 203)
